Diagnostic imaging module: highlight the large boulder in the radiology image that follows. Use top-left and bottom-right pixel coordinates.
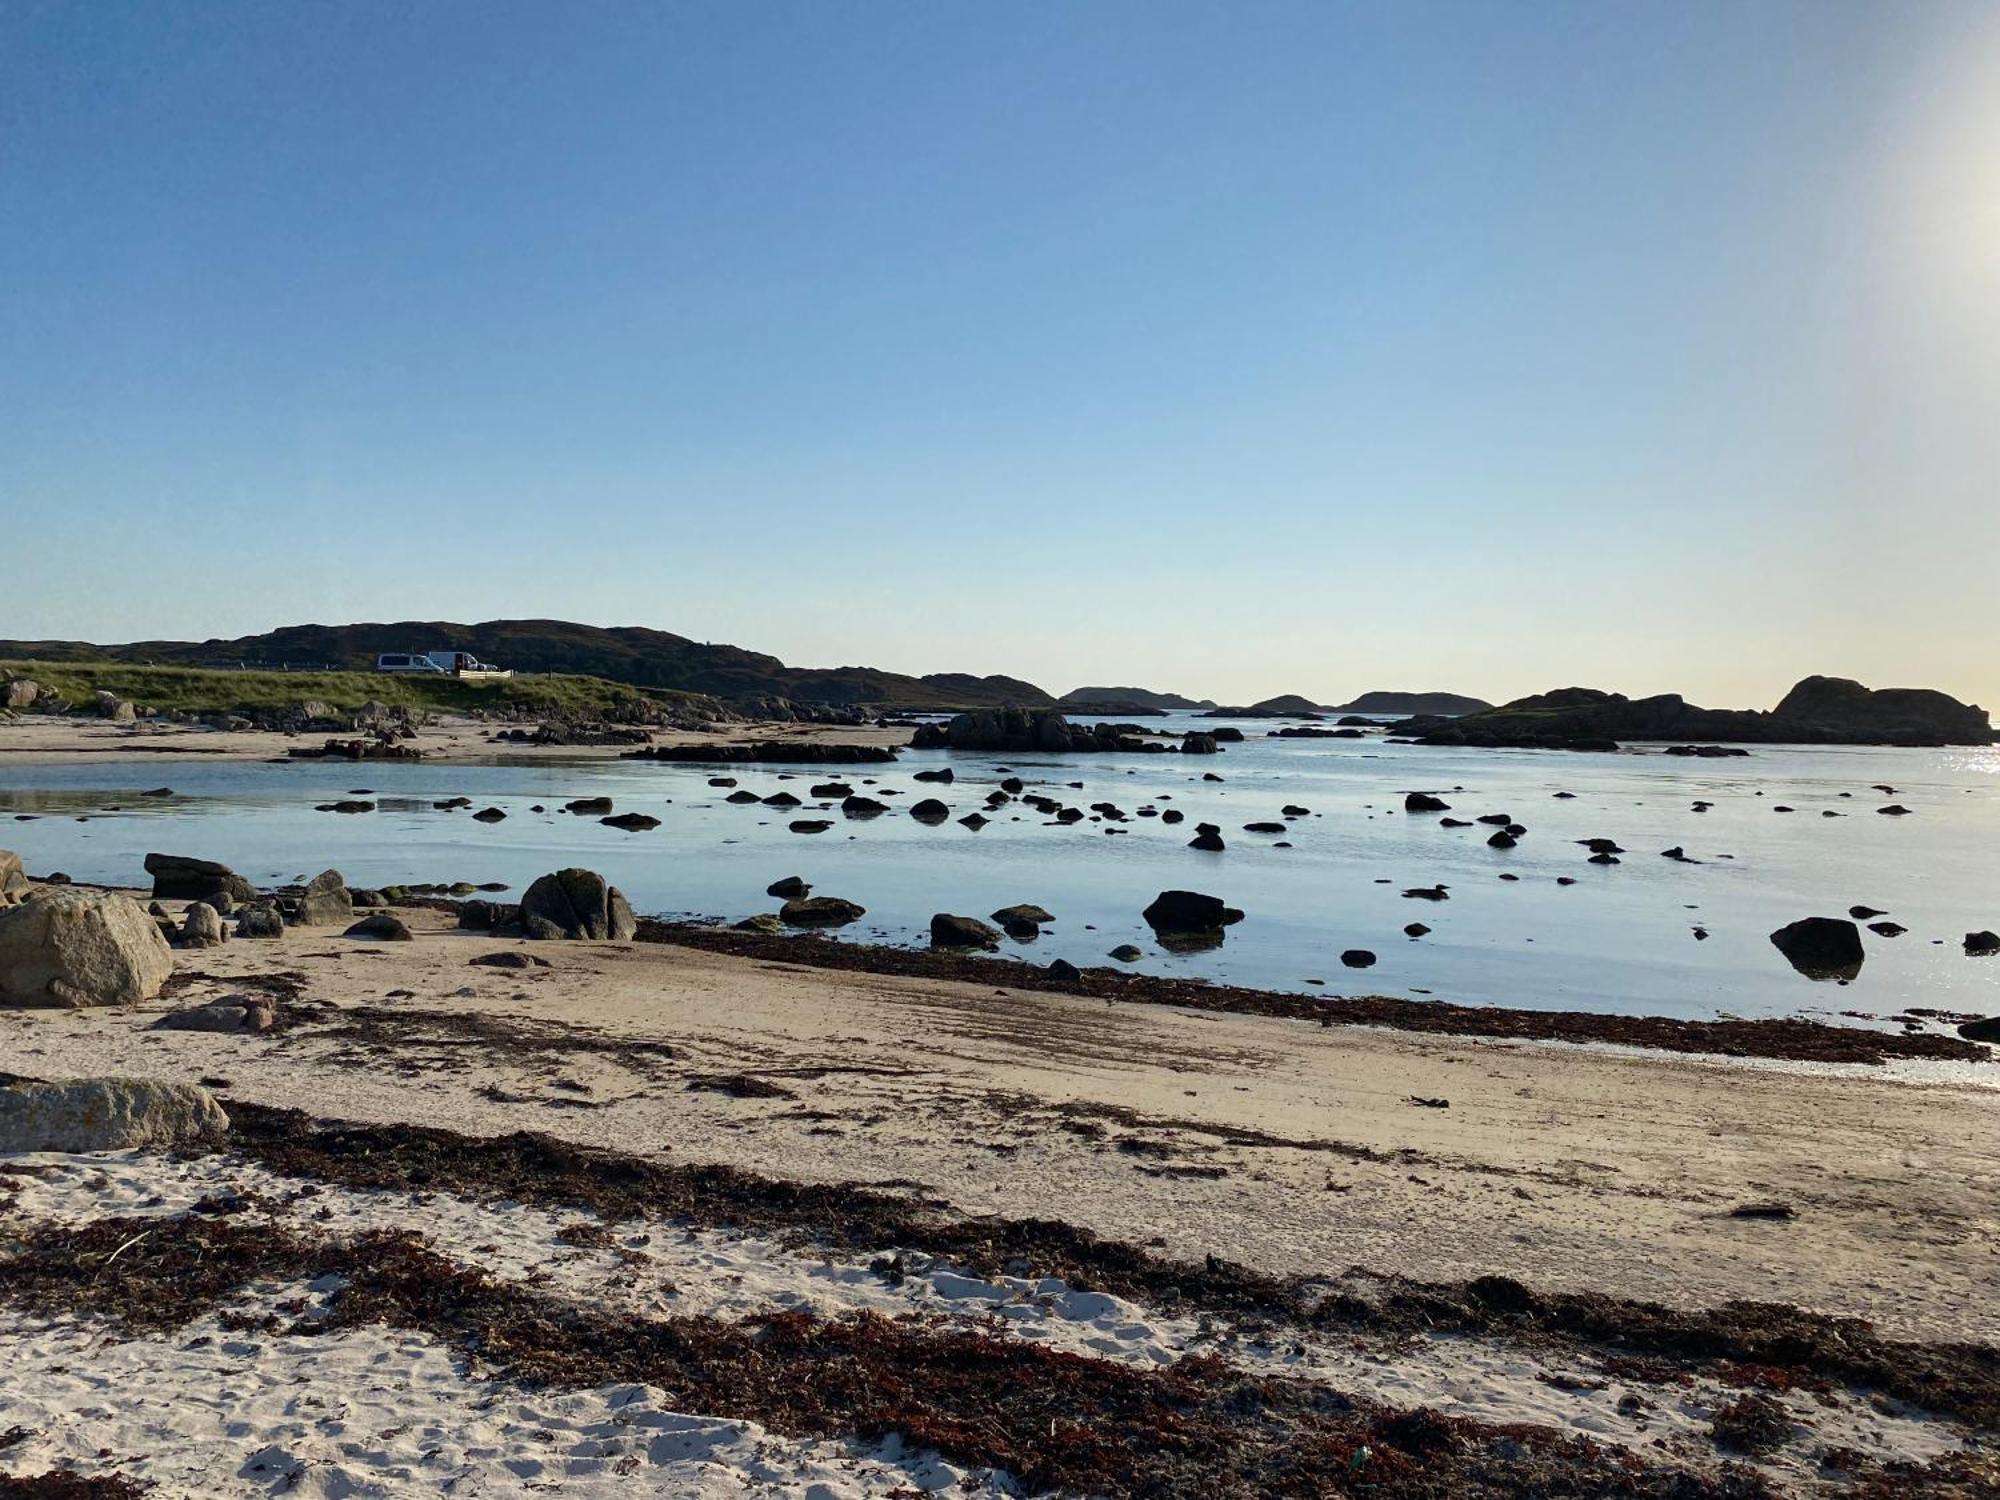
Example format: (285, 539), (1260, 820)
(2, 679), (38, 711)
(177, 902), (226, 949)
(1769, 917), (1865, 981)
(0, 850), (27, 907)
(1141, 890), (1246, 936)
(294, 870), (354, 926)
(0, 889), (174, 1008)
(930, 913), (1001, 949)
(0, 1077), (228, 1153)
(93, 690), (136, 722)
(520, 868), (637, 941)
(145, 852), (256, 906)
(779, 896), (865, 927)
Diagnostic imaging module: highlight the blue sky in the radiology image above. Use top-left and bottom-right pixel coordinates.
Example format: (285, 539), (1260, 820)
(3, 1), (1996, 709)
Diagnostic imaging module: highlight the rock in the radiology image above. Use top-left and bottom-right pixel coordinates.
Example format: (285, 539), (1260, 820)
(145, 852), (256, 906)
(345, 912), (413, 941)
(520, 869), (637, 941)
(762, 791), (802, 808)
(708, 777), (737, 788)
(321, 800), (375, 814)
(1769, 917), (1865, 980)
(1001, 918), (1039, 940)
(472, 807), (508, 821)
(789, 819), (833, 834)
(0, 889), (174, 1008)
(600, 813), (661, 831)
(809, 783), (853, 799)
(913, 767), (955, 783)
(1188, 830), (1226, 852)
(841, 796), (889, 817)
(909, 799), (951, 823)
(1181, 732), (1219, 754)
(0, 1077), (229, 1153)
(93, 690), (136, 721)
(1341, 949), (1377, 968)
(1405, 793), (1451, 813)
(779, 896), (864, 927)
(565, 797), (614, 815)
(1868, 921), (1906, 937)
(2, 678), (39, 710)
(930, 913), (1001, 948)
(1486, 831), (1517, 849)
(1958, 1016), (2000, 1043)
(991, 904), (1056, 925)
(469, 951), (550, 969)
(1404, 923), (1430, 937)
(456, 900), (513, 931)
(1877, 804), (1913, 816)
(1108, 945), (1144, 962)
(234, 904), (284, 939)
(1141, 890), (1244, 936)
(1243, 822), (1287, 834)
(1282, 805), (1311, 817)
(0, 850), (27, 907)
(295, 870), (354, 927)
(1848, 905), (1888, 920)
(1966, 931), (2000, 957)
(958, 813), (990, 830)
(733, 914), (786, 935)
(1160, 809), (1185, 825)
(1046, 958), (1082, 982)
(178, 902), (226, 949)
(1439, 818), (1472, 828)
(156, 996), (273, 1033)
(767, 876), (811, 899)
(1403, 886), (1450, 901)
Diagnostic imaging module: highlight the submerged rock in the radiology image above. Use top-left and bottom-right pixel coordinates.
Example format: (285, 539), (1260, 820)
(779, 896), (865, 927)
(930, 913), (1001, 949)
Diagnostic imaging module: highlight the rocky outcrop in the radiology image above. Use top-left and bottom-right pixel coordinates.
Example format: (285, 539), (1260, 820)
(1140, 890), (1245, 936)
(779, 895), (865, 927)
(1769, 917), (1866, 981)
(1390, 678), (1992, 750)
(145, 852), (257, 906)
(1329, 691), (1492, 716)
(624, 741), (896, 765)
(519, 868), (637, 941)
(0, 889), (174, 1008)
(930, 913), (1001, 949)
(0, 1077), (229, 1153)
(1058, 686), (1218, 713)
(911, 710), (1208, 756)
(2, 678), (39, 710)
(292, 870), (354, 927)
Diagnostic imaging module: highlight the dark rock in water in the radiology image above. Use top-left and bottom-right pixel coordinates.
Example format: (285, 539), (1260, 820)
(1439, 818), (1472, 828)
(762, 791), (802, 808)
(1486, 831), (1516, 849)
(1556, 876), (1577, 886)
(470, 951), (550, 969)
(726, 790), (761, 805)
(317, 800), (375, 814)
(1475, 814), (1513, 826)
(1055, 807), (1085, 824)
(1046, 958), (1082, 982)
(1187, 830), (1226, 852)
(1282, 805), (1310, 817)
(1878, 804), (1913, 816)
(1660, 847), (1697, 863)
(958, 813), (990, 830)
(767, 876), (810, 899)
(1404, 922), (1430, 937)
(1587, 852), (1620, 865)
(913, 767), (955, 783)
(708, 777), (738, 788)
(1108, 944), (1144, 962)
(235, 904), (284, 939)
(1966, 931), (2000, 957)
(1770, 917), (1865, 980)
(1001, 777), (1025, 794)
(344, 912), (412, 942)
(780, 896), (864, 927)
(1403, 886), (1449, 901)
(520, 868), (637, 941)
(1141, 890), (1244, 935)
(1001, 918), (1039, 940)
(1663, 744), (1750, 757)
(434, 797), (473, 810)
(1577, 838), (1624, 854)
(626, 741), (896, 765)
(841, 795), (889, 818)
(1957, 1015), (2000, 1042)
(145, 852), (256, 905)
(909, 798), (951, 823)
(1341, 949), (1376, 968)
(734, 913), (786, 935)
(1160, 809), (1185, 824)
(565, 797), (614, 815)
(930, 913), (1000, 948)
(1181, 732), (1219, 755)
(1405, 792), (1450, 812)
(1868, 921), (1906, 937)
(1244, 822), (1286, 834)
(788, 820), (833, 834)
(992, 904), (1056, 925)
(600, 813), (660, 832)
(1848, 905), (1887, 920)
(809, 783), (853, 799)
(472, 807), (507, 822)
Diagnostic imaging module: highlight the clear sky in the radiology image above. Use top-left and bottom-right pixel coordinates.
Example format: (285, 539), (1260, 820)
(3, 1), (1996, 710)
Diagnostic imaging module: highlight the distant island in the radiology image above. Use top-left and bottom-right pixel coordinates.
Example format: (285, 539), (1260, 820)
(1329, 690), (1493, 716)
(1058, 686), (1218, 713)
(1390, 677), (1993, 748)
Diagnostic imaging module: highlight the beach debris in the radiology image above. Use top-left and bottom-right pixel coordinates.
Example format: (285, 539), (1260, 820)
(0, 888), (173, 1008)
(1407, 1096), (1450, 1109)
(1769, 917), (1865, 981)
(1708, 1392), (1797, 1456)
(0, 1076), (227, 1152)
(520, 868), (638, 942)
(930, 913), (1001, 949)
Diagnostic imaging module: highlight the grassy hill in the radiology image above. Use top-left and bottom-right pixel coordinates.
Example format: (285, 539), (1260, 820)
(0, 659), (718, 721)
(0, 619), (1052, 710)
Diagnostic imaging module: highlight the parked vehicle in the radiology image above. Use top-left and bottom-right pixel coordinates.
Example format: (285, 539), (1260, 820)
(375, 652), (448, 674)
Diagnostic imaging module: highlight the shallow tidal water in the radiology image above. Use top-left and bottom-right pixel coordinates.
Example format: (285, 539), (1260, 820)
(3, 713), (1997, 1029)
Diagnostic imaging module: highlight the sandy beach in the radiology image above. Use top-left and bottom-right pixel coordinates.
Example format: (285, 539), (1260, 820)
(4, 894), (1997, 1495)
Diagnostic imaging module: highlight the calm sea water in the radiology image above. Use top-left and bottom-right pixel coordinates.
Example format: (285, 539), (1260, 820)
(3, 714), (1996, 1026)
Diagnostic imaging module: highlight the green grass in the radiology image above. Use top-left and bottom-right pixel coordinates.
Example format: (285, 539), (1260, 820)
(0, 660), (715, 719)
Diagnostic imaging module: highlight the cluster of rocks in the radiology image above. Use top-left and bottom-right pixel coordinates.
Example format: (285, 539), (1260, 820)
(909, 710), (1237, 757)
(624, 740), (897, 765)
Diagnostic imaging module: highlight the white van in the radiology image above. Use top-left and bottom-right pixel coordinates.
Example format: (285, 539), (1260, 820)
(375, 652), (448, 674)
